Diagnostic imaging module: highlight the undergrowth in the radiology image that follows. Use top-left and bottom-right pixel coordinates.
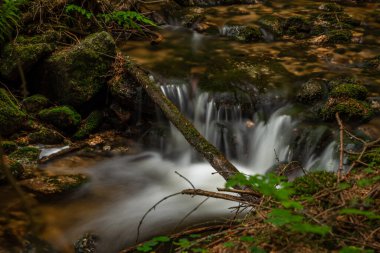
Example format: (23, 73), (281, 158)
(0, 0), (27, 43)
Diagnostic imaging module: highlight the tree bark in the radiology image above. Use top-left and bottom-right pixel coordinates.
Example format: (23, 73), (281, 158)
(127, 62), (241, 182)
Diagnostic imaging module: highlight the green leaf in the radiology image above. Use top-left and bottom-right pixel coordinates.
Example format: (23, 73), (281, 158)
(266, 209), (304, 226)
(281, 200), (303, 210)
(174, 238), (191, 248)
(189, 234), (202, 238)
(340, 209), (380, 219)
(251, 247), (267, 253)
(152, 235), (170, 242)
(290, 223), (331, 236)
(339, 246), (374, 253)
(240, 236), (255, 242)
(223, 242), (235, 248)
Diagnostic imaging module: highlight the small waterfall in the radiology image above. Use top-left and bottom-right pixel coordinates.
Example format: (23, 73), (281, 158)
(158, 83), (338, 173)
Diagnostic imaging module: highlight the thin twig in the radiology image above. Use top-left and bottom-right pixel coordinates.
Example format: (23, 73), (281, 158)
(175, 171), (195, 189)
(336, 112), (344, 181)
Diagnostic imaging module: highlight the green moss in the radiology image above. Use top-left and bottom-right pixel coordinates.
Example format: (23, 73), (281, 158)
(292, 171), (337, 196)
(41, 32), (116, 107)
(0, 88), (26, 136)
(224, 25), (262, 42)
(1, 141), (17, 154)
(258, 15), (284, 35)
(297, 79), (326, 104)
(73, 111), (103, 140)
(22, 94), (50, 113)
(28, 128), (64, 145)
(182, 13), (205, 27)
(330, 83), (368, 100)
(326, 30), (352, 44)
(361, 147), (380, 167)
(9, 146), (40, 162)
(0, 42), (54, 81)
(38, 106), (81, 132)
(321, 97), (373, 121)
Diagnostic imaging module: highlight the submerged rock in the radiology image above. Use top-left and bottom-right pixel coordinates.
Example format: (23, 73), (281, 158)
(258, 15), (284, 35)
(297, 79), (327, 104)
(221, 25), (262, 42)
(20, 174), (89, 197)
(283, 16), (311, 37)
(38, 106), (81, 132)
(40, 32), (116, 107)
(22, 94), (50, 113)
(0, 88), (27, 136)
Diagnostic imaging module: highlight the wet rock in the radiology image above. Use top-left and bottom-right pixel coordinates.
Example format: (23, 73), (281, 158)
(73, 111), (104, 140)
(325, 29), (353, 44)
(40, 32), (116, 107)
(20, 174), (89, 197)
(174, 0), (256, 7)
(0, 40), (54, 83)
(182, 13), (205, 28)
(74, 233), (98, 253)
(318, 3), (344, 12)
(258, 15), (284, 36)
(9, 146), (40, 162)
(0, 88), (27, 136)
(297, 79), (327, 104)
(221, 25), (262, 42)
(194, 21), (220, 34)
(363, 55), (380, 70)
(330, 83), (368, 100)
(283, 16), (311, 37)
(28, 128), (64, 145)
(1, 141), (17, 154)
(22, 94), (50, 114)
(321, 97), (373, 121)
(38, 106), (81, 133)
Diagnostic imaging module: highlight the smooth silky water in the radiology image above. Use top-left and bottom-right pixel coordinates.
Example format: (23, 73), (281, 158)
(38, 1), (380, 252)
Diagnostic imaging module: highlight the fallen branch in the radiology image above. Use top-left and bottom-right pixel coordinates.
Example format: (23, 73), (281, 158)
(335, 113), (344, 180)
(181, 189), (251, 205)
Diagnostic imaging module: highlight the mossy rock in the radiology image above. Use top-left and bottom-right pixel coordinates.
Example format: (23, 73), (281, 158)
(325, 30), (352, 44)
(330, 83), (368, 100)
(0, 160), (25, 183)
(258, 15), (284, 35)
(40, 32), (116, 107)
(28, 128), (64, 145)
(297, 78), (326, 104)
(20, 174), (89, 197)
(283, 16), (311, 36)
(0, 88), (27, 136)
(9, 146), (40, 162)
(181, 13), (205, 27)
(222, 25), (262, 42)
(292, 171), (337, 196)
(0, 42), (54, 82)
(319, 3), (344, 12)
(1, 141), (17, 154)
(321, 97), (373, 121)
(73, 111), (104, 140)
(22, 94), (50, 113)
(38, 106), (81, 132)
(174, 0), (255, 7)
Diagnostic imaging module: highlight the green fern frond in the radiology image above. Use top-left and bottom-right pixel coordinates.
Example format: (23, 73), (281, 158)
(0, 0), (24, 44)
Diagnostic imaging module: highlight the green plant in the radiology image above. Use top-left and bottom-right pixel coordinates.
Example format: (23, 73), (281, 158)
(65, 4), (93, 19)
(0, 0), (26, 43)
(136, 235), (170, 252)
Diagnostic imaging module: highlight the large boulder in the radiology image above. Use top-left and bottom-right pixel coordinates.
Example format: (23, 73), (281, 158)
(38, 106), (81, 133)
(221, 25), (262, 42)
(40, 32), (116, 107)
(0, 88), (27, 136)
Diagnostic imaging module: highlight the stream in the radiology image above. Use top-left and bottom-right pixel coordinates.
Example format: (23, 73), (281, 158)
(37, 1), (380, 252)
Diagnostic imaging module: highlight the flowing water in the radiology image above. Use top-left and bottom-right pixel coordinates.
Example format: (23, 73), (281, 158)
(38, 1), (380, 252)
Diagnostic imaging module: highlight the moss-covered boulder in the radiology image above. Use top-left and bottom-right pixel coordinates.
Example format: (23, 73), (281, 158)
(258, 15), (284, 35)
(0, 40), (54, 82)
(330, 83), (368, 100)
(28, 128), (64, 145)
(0, 88), (27, 136)
(321, 97), (373, 121)
(297, 78), (326, 104)
(318, 3), (344, 12)
(73, 111), (104, 140)
(9, 146), (40, 162)
(222, 25), (262, 42)
(19, 174), (89, 197)
(174, 0), (255, 7)
(40, 32), (116, 107)
(293, 171), (337, 196)
(325, 30), (353, 44)
(22, 94), (50, 113)
(38, 106), (81, 132)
